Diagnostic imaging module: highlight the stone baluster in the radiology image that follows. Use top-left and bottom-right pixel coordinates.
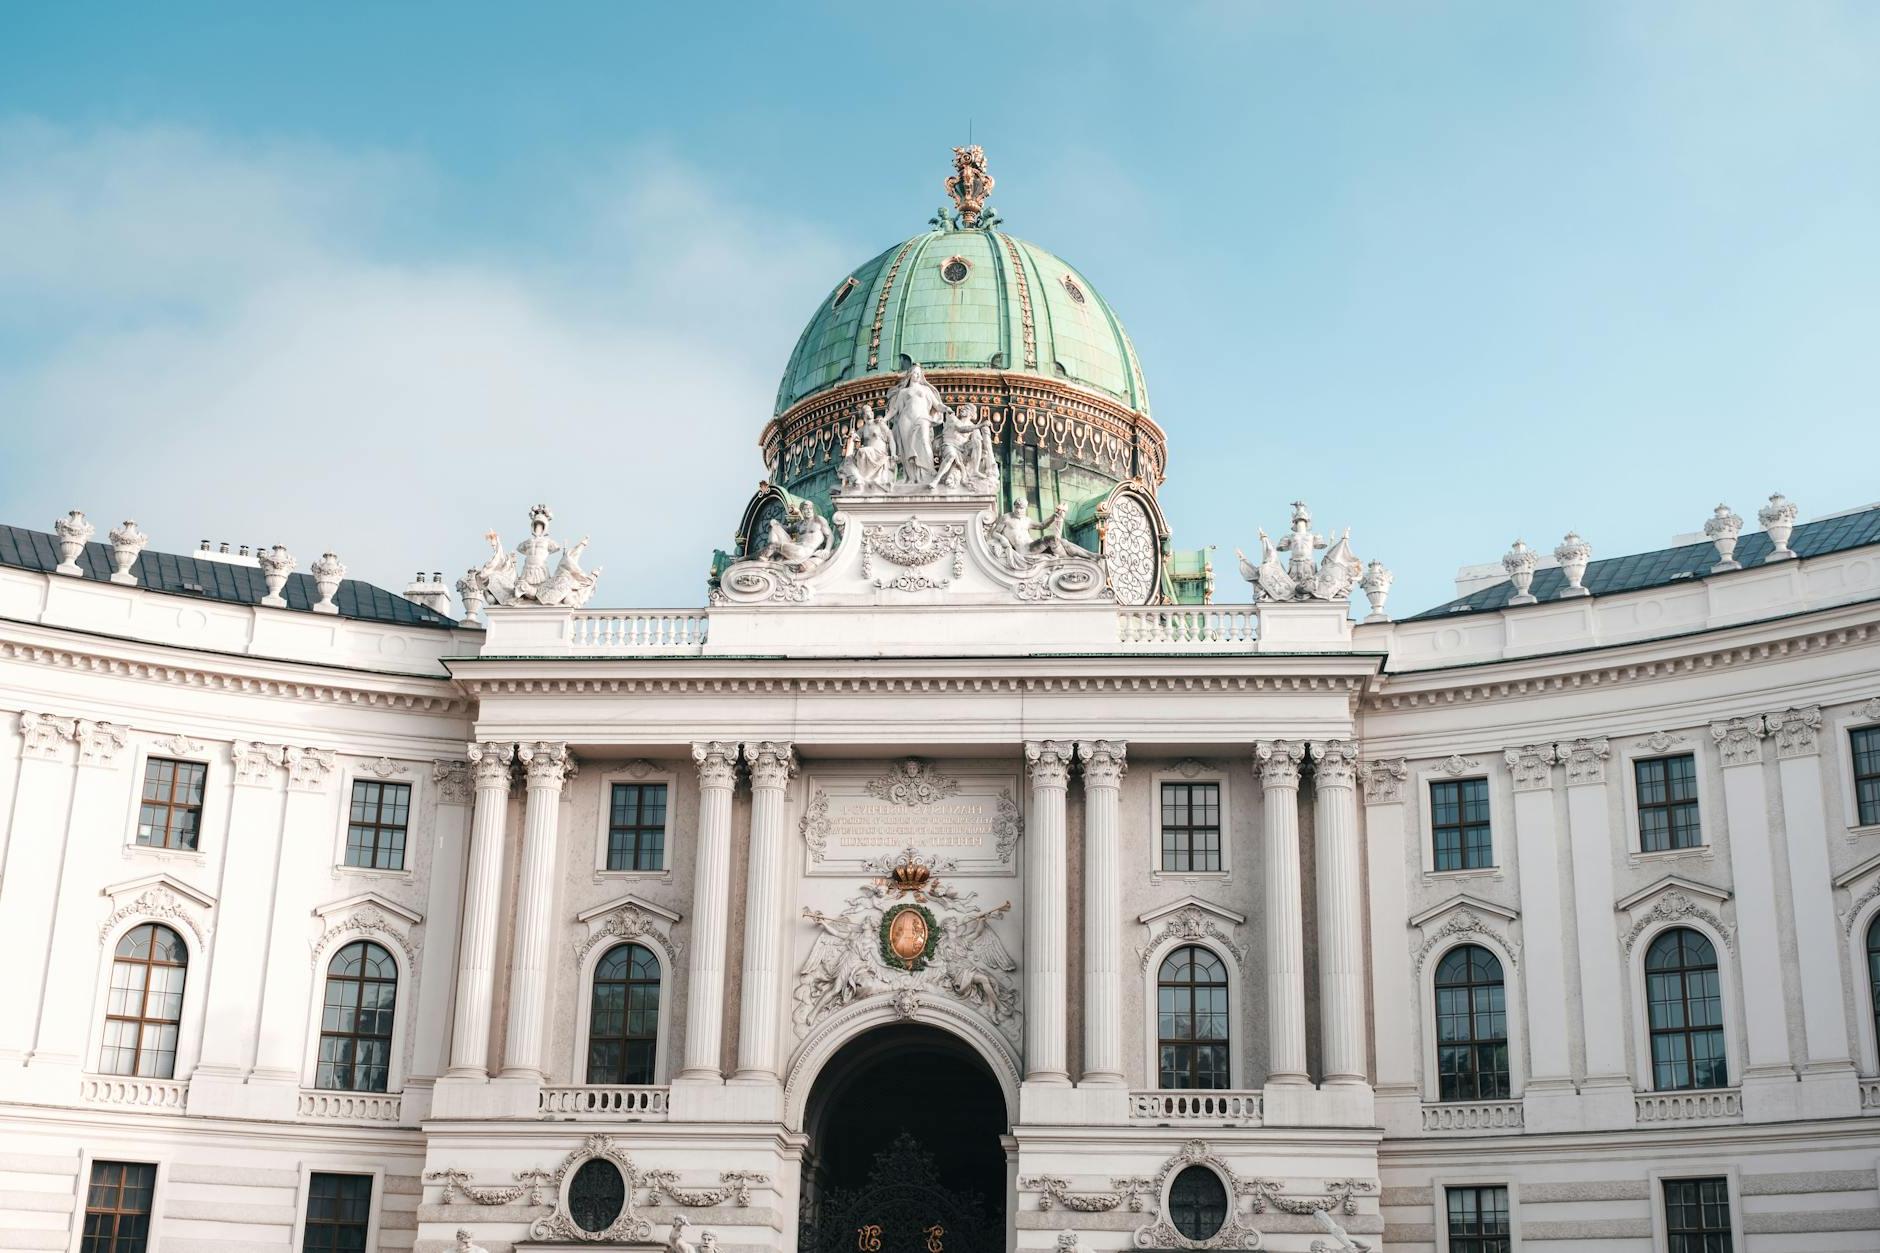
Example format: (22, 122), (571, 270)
(1311, 739), (1366, 1086)
(1024, 740), (1074, 1085)
(679, 741), (740, 1080)
(735, 740), (797, 1081)
(502, 741), (572, 1079)
(448, 741), (514, 1076)
(1257, 739), (1309, 1086)
(1078, 740), (1127, 1086)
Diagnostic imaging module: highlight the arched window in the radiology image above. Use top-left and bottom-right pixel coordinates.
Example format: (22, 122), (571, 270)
(99, 923), (187, 1077)
(1646, 928), (1725, 1091)
(1868, 917), (1880, 1063)
(1434, 944), (1509, 1101)
(316, 941), (397, 1092)
(1157, 945), (1228, 1089)
(587, 943), (661, 1085)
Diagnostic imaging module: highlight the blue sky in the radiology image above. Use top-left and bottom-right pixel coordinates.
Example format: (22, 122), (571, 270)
(1, 3), (1875, 612)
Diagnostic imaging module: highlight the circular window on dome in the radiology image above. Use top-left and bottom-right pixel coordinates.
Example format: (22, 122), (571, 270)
(1168, 1166), (1228, 1243)
(940, 255), (972, 285)
(568, 1158), (626, 1234)
(831, 276), (858, 309)
(1061, 274), (1087, 304)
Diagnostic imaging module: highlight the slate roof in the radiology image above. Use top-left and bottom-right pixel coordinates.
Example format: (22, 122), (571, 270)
(0, 524), (458, 630)
(1407, 506), (1880, 621)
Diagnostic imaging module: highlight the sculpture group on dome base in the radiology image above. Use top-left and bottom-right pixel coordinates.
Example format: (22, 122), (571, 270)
(836, 364), (1000, 498)
(463, 504), (602, 611)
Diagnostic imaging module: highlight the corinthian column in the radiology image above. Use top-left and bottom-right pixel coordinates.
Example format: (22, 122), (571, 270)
(1024, 740), (1073, 1085)
(735, 740), (797, 1081)
(680, 742), (740, 1080)
(1077, 740), (1127, 1086)
(1311, 739), (1366, 1086)
(502, 741), (572, 1078)
(449, 741), (513, 1077)
(1257, 739), (1308, 1085)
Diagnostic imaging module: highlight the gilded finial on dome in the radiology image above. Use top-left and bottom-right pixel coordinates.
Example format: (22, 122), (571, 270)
(944, 145), (995, 228)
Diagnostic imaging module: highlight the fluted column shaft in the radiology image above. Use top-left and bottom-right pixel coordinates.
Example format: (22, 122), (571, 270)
(735, 740), (797, 1080)
(1024, 741), (1073, 1085)
(1312, 739), (1366, 1085)
(1078, 740), (1127, 1085)
(680, 742), (740, 1079)
(449, 741), (513, 1077)
(1257, 739), (1309, 1084)
(502, 741), (571, 1078)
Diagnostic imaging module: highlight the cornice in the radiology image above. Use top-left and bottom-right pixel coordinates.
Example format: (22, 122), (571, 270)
(452, 670), (1373, 698)
(0, 626), (466, 713)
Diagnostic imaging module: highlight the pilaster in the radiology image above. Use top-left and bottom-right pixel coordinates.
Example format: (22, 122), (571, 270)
(1256, 739), (1309, 1090)
(1360, 758), (1417, 1134)
(251, 748), (340, 1109)
(677, 741), (740, 1083)
(1504, 743), (1577, 1129)
(1557, 736), (1633, 1127)
(1076, 739), (1126, 1087)
(1022, 740), (1073, 1090)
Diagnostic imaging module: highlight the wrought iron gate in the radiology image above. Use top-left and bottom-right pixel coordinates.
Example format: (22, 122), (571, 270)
(803, 1133), (998, 1253)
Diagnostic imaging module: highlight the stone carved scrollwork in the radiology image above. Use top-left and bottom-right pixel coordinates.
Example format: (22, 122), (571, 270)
(862, 517), (967, 591)
(1359, 758), (1408, 804)
(99, 884), (211, 947)
(1131, 1141), (1269, 1250)
(1766, 706), (1823, 758)
(1503, 745), (1557, 792)
(310, 899), (421, 970)
(1433, 753), (1480, 777)
(576, 901), (682, 967)
(424, 1168), (532, 1207)
(528, 1136), (658, 1244)
(1412, 908), (1520, 976)
(1311, 739), (1359, 788)
(1557, 737), (1611, 785)
(153, 733), (206, 758)
(1020, 1177), (1123, 1213)
(433, 759), (471, 804)
(518, 741), (574, 788)
(467, 741), (516, 790)
(644, 1170), (769, 1207)
(1247, 1177), (1374, 1217)
(1027, 740), (1074, 787)
(360, 756), (409, 779)
(1841, 877), (1880, 937)
(231, 739), (288, 786)
(1255, 739), (1306, 788)
(286, 746), (338, 792)
(866, 758), (961, 805)
(1711, 716), (1767, 767)
(74, 720), (129, 767)
(18, 711), (78, 760)
(1137, 905), (1247, 970)
(1621, 890), (1735, 955)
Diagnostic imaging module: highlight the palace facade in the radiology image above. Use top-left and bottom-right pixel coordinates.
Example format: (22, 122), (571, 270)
(3, 150), (1879, 1253)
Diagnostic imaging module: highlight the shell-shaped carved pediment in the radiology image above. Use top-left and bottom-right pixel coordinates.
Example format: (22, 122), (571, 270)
(309, 891), (423, 968)
(99, 874), (216, 946)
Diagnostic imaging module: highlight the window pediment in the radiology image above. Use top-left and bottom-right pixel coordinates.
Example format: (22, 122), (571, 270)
(1836, 850), (1880, 936)
(1409, 894), (1519, 976)
(98, 873), (215, 945)
(1135, 897), (1247, 970)
(1615, 874), (1734, 955)
(575, 893), (683, 966)
(309, 891), (422, 968)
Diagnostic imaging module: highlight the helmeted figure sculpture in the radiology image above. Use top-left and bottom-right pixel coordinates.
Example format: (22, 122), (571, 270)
(466, 504), (602, 608)
(1236, 501), (1370, 603)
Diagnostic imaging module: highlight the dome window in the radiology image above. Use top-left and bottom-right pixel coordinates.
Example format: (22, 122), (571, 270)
(1061, 274), (1087, 304)
(831, 277), (858, 310)
(941, 255), (972, 285)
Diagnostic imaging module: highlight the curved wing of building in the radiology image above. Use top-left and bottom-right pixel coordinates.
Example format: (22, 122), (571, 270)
(3, 152), (1878, 1253)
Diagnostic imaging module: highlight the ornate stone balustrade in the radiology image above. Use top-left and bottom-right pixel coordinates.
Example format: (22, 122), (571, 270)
(296, 1090), (405, 1123)
(538, 1085), (670, 1119)
(80, 1076), (188, 1111)
(1116, 608), (1257, 648)
(1634, 1088), (1742, 1124)
(1127, 1090), (1263, 1124)
(568, 611), (710, 650)
(1420, 1100), (1524, 1133)
(1860, 1078), (1880, 1112)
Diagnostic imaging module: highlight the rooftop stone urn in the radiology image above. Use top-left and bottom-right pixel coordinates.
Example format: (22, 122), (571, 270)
(310, 552), (346, 614)
(257, 544), (296, 608)
(1502, 539), (1539, 605)
(456, 568), (486, 623)
(1704, 503), (1743, 572)
(107, 520), (148, 585)
(53, 510), (94, 576)
(1758, 493), (1798, 562)
(1554, 531), (1592, 598)
(1360, 559), (1394, 623)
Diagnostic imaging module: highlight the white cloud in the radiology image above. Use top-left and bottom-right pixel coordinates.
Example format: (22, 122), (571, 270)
(0, 120), (852, 606)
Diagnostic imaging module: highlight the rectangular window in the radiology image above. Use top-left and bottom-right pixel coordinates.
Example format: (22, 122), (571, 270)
(1664, 1177), (1732, 1253)
(1160, 782), (1222, 873)
(607, 783), (668, 871)
(1431, 778), (1492, 871)
(1446, 1185), (1511, 1253)
(83, 1161), (155, 1253)
(302, 1172), (372, 1252)
(1636, 754), (1702, 851)
(1853, 726), (1880, 827)
(136, 757), (206, 850)
(345, 780), (411, 871)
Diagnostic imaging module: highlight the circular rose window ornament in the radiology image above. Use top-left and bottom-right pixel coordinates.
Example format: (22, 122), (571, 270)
(941, 256), (972, 285)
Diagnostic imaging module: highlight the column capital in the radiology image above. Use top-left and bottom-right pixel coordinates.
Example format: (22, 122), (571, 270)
(1710, 716), (1767, 768)
(466, 740), (515, 789)
(517, 740), (573, 789)
(1310, 738), (1359, 789)
(743, 740), (798, 788)
(432, 758), (472, 805)
(1025, 740), (1074, 786)
(1504, 743), (1559, 792)
(285, 746), (338, 792)
(1255, 739), (1306, 789)
(692, 740), (740, 789)
(1358, 758), (1409, 805)
(1076, 740), (1127, 787)
(1765, 706), (1822, 759)
(231, 738), (289, 787)
(74, 719), (130, 768)
(1556, 735), (1611, 786)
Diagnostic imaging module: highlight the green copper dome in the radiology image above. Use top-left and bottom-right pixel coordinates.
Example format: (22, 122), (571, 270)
(774, 225), (1150, 419)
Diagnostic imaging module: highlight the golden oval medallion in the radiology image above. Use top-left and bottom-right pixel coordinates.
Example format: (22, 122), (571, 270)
(888, 908), (929, 963)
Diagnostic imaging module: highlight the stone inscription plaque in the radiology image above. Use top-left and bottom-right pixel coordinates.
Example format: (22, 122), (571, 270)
(799, 759), (1022, 875)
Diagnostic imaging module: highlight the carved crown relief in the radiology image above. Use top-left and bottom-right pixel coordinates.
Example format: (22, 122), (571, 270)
(1137, 899), (1248, 970)
(99, 875), (216, 947)
(575, 895), (683, 967)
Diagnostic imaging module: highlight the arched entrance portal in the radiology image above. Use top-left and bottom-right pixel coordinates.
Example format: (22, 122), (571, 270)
(800, 1024), (1008, 1253)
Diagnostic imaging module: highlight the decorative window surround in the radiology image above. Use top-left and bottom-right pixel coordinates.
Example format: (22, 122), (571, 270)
(571, 894), (682, 1087)
(1137, 898), (1248, 1092)
(591, 761), (677, 881)
(1414, 760), (1507, 882)
(1136, 897), (1247, 969)
(1149, 764), (1232, 884)
(1620, 879), (1741, 1095)
(290, 1163), (385, 1253)
(98, 873), (215, 948)
(1647, 1166), (1746, 1252)
(1615, 876), (1734, 956)
(310, 892), (423, 970)
(1409, 896), (1521, 978)
(121, 735), (217, 862)
(303, 893), (422, 1095)
(1833, 699), (1880, 837)
(1619, 736), (1716, 859)
(1833, 851), (1880, 1073)
(1411, 896), (1525, 1105)
(1430, 1176), (1523, 1253)
(333, 760), (422, 879)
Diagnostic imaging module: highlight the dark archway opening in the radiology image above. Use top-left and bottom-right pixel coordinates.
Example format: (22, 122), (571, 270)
(800, 1025), (1008, 1253)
